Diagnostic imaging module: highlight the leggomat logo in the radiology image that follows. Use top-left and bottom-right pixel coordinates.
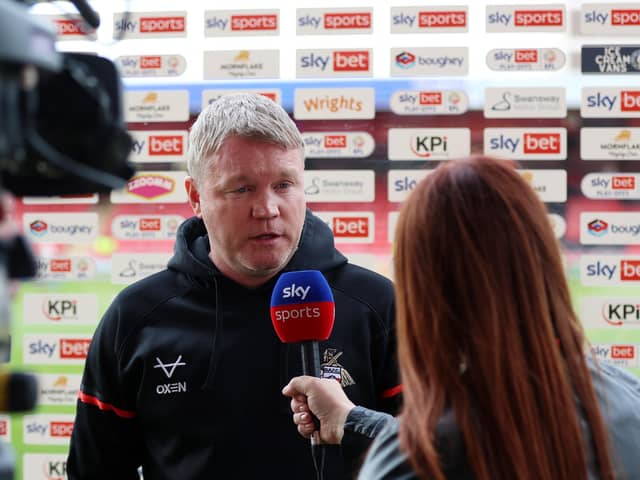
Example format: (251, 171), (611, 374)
(588, 219), (609, 236)
(127, 174), (175, 199)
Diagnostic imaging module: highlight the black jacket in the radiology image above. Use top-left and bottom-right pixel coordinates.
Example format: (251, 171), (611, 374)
(68, 210), (400, 479)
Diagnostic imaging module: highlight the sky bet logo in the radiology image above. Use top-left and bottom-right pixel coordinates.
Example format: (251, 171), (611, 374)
(582, 257), (640, 284)
(484, 128), (565, 159)
(583, 88), (640, 117)
(297, 50), (371, 77)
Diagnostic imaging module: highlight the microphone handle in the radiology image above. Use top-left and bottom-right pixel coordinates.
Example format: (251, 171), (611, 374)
(300, 340), (321, 432)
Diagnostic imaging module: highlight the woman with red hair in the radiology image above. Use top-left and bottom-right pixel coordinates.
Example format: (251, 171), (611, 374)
(284, 155), (640, 480)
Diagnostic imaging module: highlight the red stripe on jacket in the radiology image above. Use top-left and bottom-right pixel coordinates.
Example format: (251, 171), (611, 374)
(78, 391), (136, 419)
(380, 384), (403, 398)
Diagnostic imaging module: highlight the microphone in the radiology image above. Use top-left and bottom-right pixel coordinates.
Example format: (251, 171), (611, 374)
(69, 0), (101, 29)
(271, 270), (335, 476)
(0, 371), (38, 412)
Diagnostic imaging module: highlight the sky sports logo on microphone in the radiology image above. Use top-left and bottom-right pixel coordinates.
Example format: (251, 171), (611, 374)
(270, 270), (335, 343)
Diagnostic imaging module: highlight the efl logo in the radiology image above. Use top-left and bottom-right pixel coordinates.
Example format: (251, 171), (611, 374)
(139, 218), (162, 231)
(613, 176), (636, 189)
(420, 92), (442, 105)
(515, 49), (538, 63)
(612, 9), (640, 25)
(324, 135), (347, 148)
(332, 217), (369, 238)
(231, 14), (277, 30)
(140, 56), (162, 69)
(621, 91), (640, 111)
(515, 9), (563, 26)
(325, 12), (371, 29)
(419, 11), (466, 28)
(60, 339), (91, 359)
(149, 135), (183, 155)
(612, 345), (635, 359)
(140, 16), (185, 33)
(333, 51), (369, 72)
(621, 260), (640, 280)
(50, 421), (74, 438)
(523, 133), (561, 154)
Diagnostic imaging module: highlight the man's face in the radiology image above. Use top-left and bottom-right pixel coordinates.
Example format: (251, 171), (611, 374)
(185, 136), (306, 287)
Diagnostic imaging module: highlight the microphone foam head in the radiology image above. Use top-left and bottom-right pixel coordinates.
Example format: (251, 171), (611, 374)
(270, 270), (335, 343)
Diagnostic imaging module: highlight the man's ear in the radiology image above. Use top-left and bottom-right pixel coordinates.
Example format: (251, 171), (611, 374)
(185, 176), (202, 217)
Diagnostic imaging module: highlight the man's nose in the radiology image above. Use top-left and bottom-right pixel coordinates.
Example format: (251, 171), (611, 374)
(251, 192), (279, 218)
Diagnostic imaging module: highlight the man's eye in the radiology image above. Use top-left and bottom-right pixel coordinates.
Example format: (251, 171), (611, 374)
(276, 182), (292, 190)
(233, 186), (249, 194)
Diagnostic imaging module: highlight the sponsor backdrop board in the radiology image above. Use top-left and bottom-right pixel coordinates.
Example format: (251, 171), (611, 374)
(12, 1), (640, 479)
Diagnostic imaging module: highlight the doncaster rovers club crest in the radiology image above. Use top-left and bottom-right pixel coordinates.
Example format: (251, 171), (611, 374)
(320, 348), (355, 387)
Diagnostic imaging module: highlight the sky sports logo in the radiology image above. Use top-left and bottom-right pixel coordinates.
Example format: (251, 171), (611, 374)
(581, 212), (640, 244)
(581, 173), (640, 199)
(484, 128), (566, 159)
(390, 7), (468, 33)
(582, 5), (640, 34)
(582, 88), (640, 117)
(113, 12), (187, 39)
(204, 10), (279, 36)
(23, 415), (76, 445)
(297, 9), (372, 34)
(486, 4), (565, 32)
(53, 17), (93, 36)
(297, 50), (371, 78)
(581, 256), (640, 285)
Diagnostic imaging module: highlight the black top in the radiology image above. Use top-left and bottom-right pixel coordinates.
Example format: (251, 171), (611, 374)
(67, 210), (400, 480)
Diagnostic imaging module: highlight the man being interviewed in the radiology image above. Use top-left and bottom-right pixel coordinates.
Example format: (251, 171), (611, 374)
(67, 93), (400, 479)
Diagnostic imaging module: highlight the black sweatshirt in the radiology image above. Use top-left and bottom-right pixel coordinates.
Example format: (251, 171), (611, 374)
(68, 210), (401, 480)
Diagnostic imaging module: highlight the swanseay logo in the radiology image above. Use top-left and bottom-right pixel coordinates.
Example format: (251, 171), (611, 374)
(588, 219), (609, 236)
(126, 174), (175, 200)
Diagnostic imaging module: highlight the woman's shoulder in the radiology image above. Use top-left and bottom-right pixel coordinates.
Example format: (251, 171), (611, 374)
(357, 420), (417, 480)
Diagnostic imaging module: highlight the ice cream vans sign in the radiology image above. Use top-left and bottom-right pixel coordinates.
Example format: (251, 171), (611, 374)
(486, 48), (565, 71)
(486, 4), (565, 32)
(390, 90), (468, 115)
(116, 54), (186, 77)
(110, 171), (187, 204)
(113, 11), (187, 39)
(297, 8), (372, 35)
(581, 4), (640, 35)
(302, 132), (374, 158)
(582, 173), (640, 199)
